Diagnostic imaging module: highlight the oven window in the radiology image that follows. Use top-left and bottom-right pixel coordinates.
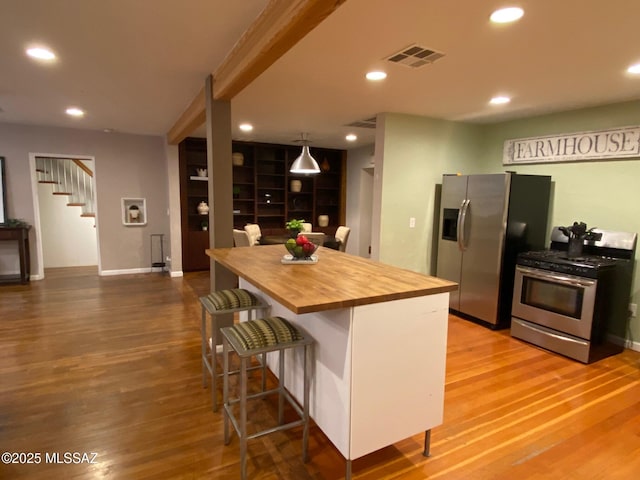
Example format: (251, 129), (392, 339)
(521, 276), (584, 319)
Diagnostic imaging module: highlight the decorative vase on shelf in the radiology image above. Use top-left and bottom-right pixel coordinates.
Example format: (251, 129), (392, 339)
(320, 158), (330, 172)
(197, 201), (209, 215)
(196, 168), (207, 177)
(290, 179), (302, 192)
(232, 152), (244, 166)
(318, 215), (329, 227)
(128, 206), (140, 222)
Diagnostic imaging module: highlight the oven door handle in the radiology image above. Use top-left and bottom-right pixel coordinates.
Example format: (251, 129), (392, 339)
(516, 266), (596, 288)
(513, 319), (589, 347)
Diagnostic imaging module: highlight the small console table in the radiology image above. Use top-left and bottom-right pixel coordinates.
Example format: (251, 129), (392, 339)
(0, 225), (31, 284)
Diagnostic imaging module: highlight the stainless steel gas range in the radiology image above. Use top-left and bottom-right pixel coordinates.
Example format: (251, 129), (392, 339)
(510, 227), (636, 363)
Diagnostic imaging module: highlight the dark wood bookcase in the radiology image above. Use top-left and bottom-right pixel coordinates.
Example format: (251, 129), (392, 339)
(179, 138), (346, 271)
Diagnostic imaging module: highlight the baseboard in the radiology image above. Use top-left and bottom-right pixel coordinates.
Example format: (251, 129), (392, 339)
(607, 333), (640, 352)
(99, 267), (181, 277)
(99, 268), (153, 276)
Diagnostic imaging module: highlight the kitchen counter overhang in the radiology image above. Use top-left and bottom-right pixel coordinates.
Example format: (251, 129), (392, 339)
(206, 245), (457, 314)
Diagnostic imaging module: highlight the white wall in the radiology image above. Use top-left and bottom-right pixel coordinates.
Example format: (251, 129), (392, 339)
(38, 181), (98, 267)
(165, 142), (183, 276)
(345, 144), (375, 256)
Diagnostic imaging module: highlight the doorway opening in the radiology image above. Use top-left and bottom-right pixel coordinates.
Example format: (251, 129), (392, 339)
(30, 154), (99, 279)
(359, 167), (374, 258)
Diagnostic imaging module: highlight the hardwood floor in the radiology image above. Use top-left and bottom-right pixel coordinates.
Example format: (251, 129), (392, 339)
(1, 267), (639, 479)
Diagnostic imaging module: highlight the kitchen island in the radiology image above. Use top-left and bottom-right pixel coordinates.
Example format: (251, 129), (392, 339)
(206, 245), (457, 477)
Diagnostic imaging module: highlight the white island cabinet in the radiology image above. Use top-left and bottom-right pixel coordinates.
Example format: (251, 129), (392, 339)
(207, 245), (457, 477)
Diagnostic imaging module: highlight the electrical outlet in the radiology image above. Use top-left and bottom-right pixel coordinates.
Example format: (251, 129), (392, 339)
(629, 303), (637, 317)
(409, 217), (416, 228)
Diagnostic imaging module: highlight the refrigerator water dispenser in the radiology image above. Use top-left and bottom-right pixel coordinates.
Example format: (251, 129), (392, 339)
(442, 208), (459, 241)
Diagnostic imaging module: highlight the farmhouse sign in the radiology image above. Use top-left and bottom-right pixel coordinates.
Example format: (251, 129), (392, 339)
(503, 126), (640, 165)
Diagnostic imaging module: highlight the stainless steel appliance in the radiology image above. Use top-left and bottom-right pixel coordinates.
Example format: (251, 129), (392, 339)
(436, 173), (551, 328)
(511, 227), (636, 363)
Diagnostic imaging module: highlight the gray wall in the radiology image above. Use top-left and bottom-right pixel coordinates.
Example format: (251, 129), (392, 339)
(0, 122), (170, 276)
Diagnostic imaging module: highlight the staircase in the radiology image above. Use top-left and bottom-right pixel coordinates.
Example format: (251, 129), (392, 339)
(36, 157), (96, 223)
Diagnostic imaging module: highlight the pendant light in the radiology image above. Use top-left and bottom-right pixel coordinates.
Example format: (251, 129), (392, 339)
(290, 133), (320, 174)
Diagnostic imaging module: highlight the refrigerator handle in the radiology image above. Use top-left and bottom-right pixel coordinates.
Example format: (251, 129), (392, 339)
(456, 200), (465, 251)
(459, 199), (470, 251)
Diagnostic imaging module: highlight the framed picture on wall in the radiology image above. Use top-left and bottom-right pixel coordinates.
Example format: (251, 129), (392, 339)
(122, 197), (147, 226)
(0, 157), (7, 224)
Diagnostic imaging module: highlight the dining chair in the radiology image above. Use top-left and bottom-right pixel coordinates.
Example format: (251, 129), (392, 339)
(244, 224), (262, 246)
(301, 231), (326, 245)
(335, 226), (351, 252)
(233, 229), (251, 247)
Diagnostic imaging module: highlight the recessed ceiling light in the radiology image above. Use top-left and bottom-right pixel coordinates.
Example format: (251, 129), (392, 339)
(26, 47), (56, 61)
(627, 63), (640, 74)
(239, 123), (253, 132)
(345, 134), (357, 142)
(490, 96), (511, 105)
(66, 107), (85, 117)
(490, 7), (524, 24)
(366, 71), (387, 81)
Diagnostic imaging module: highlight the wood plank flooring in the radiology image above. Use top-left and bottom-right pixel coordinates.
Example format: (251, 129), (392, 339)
(1, 267), (639, 479)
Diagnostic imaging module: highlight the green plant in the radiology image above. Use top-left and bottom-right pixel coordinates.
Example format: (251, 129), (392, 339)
(3, 218), (29, 227)
(285, 218), (305, 231)
(201, 219), (209, 229)
(559, 222), (599, 241)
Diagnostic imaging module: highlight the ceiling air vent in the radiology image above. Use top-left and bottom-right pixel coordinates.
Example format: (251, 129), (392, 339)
(345, 116), (377, 129)
(386, 44), (444, 68)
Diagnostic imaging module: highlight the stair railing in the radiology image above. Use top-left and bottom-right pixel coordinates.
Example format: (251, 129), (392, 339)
(36, 157), (95, 218)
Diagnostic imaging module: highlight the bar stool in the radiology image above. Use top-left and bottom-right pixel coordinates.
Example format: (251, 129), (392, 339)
(221, 316), (313, 480)
(200, 288), (269, 411)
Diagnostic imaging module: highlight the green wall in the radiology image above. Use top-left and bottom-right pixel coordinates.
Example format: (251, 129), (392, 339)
(481, 99), (640, 344)
(378, 113), (484, 274)
(378, 100), (640, 346)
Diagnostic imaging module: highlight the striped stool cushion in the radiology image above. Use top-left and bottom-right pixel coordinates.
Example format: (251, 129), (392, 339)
(203, 289), (260, 311)
(226, 316), (303, 351)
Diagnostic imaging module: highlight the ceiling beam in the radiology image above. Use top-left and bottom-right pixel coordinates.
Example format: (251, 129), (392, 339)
(166, 0), (347, 145)
(166, 86), (206, 146)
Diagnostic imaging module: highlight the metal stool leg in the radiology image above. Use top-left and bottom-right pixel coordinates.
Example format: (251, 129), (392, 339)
(345, 459), (352, 480)
(223, 336), (231, 445)
(278, 348), (285, 425)
(261, 352), (267, 392)
(302, 343), (310, 462)
(201, 305), (208, 388)
(210, 313), (219, 411)
(240, 356), (248, 480)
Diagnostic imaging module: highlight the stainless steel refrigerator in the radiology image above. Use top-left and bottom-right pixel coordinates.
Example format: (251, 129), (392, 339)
(436, 173), (551, 329)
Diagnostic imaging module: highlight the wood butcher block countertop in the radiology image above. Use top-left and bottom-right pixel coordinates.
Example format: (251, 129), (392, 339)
(207, 245), (458, 314)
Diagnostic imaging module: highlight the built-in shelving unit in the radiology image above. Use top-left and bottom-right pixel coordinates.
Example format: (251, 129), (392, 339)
(179, 138), (210, 271)
(179, 138), (346, 271)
